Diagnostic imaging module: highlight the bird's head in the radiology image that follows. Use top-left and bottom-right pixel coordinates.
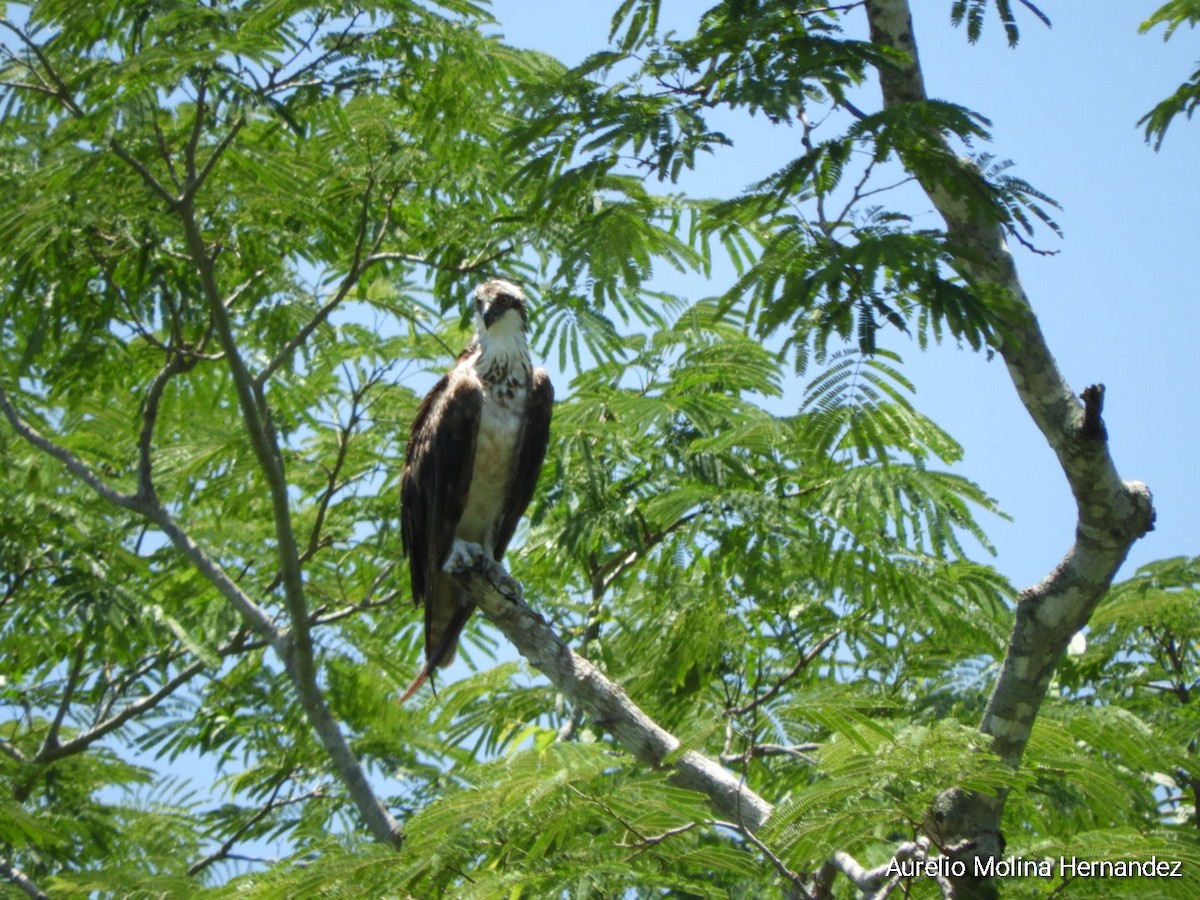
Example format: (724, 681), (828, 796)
(474, 279), (528, 337)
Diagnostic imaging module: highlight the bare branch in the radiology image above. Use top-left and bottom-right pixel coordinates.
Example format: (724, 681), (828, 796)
(152, 112), (183, 191)
(828, 848), (882, 892)
(303, 369), (369, 560)
(182, 72), (210, 182)
(720, 743), (820, 766)
(568, 784), (647, 842)
(867, 0), (1155, 768)
(827, 837), (960, 899)
(310, 592), (401, 627)
(737, 823), (812, 898)
(262, 17), (366, 96)
(36, 659), (206, 764)
(0, 78), (58, 98)
(617, 820), (703, 853)
(453, 551), (773, 830)
(0, 856), (48, 900)
(596, 509), (703, 593)
(222, 271), (265, 309)
(364, 244), (516, 274)
(0, 381), (283, 649)
(137, 354), (195, 503)
(862, 0), (1155, 889)
(255, 181), (383, 386)
(0, 18), (81, 116)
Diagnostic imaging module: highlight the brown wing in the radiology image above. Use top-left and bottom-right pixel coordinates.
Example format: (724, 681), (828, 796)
(494, 367), (554, 560)
(400, 362), (482, 665)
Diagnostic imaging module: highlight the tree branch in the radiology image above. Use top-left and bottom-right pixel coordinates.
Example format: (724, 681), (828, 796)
(173, 180), (403, 844)
(0, 385), (138, 510)
(39, 628), (88, 758)
(184, 115), (245, 204)
(109, 139), (179, 207)
(453, 552), (773, 831)
(36, 659), (206, 764)
(864, 0), (1156, 891)
(187, 782), (324, 877)
(0, 18), (81, 117)
(737, 823), (812, 898)
(720, 743), (820, 766)
(302, 366), (376, 560)
(0, 856), (48, 900)
(0, 382), (284, 647)
(137, 353), (196, 503)
(726, 629), (842, 718)
(2, 370), (400, 843)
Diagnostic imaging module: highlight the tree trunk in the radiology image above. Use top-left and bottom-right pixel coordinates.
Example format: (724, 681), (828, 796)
(864, 1), (1156, 895)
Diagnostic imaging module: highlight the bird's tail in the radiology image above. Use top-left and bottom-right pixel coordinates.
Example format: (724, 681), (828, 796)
(399, 582), (475, 705)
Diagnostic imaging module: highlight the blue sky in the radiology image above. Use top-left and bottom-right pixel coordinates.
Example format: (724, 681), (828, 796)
(486, 0), (1200, 591)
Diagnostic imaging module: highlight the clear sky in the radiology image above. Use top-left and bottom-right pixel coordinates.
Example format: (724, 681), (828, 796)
(485, 0), (1200, 592)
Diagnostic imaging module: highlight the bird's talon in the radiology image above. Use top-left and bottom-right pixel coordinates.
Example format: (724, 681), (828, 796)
(443, 540), (484, 574)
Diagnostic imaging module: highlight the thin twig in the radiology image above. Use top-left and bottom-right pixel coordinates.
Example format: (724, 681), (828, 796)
(187, 783), (324, 876)
(152, 111), (183, 191)
(110, 139), (178, 206)
(137, 353), (195, 503)
(255, 181), (385, 386)
(726, 629), (841, 717)
(182, 72), (210, 182)
(39, 627), (89, 757)
(0, 18), (81, 116)
(184, 115), (246, 203)
(567, 785), (646, 842)
(720, 743), (821, 765)
(618, 821), (703, 858)
(36, 656), (214, 765)
(738, 823), (813, 899)
(0, 78), (57, 97)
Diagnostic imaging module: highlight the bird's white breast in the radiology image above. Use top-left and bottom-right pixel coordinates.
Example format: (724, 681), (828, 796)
(457, 354), (528, 554)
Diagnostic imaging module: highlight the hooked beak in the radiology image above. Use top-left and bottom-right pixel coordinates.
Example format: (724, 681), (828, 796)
(482, 305), (504, 330)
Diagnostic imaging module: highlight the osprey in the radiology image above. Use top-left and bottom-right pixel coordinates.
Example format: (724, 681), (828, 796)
(399, 279), (553, 702)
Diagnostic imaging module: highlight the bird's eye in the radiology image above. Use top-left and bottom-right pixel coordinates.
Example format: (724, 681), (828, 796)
(496, 293), (513, 307)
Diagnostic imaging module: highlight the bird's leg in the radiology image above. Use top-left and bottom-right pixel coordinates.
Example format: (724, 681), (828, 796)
(443, 539), (485, 574)
(443, 539), (523, 602)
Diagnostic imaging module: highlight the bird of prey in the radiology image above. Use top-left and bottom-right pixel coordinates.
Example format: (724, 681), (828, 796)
(399, 279), (553, 702)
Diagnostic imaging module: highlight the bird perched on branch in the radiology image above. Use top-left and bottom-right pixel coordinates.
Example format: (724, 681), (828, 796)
(399, 279), (553, 702)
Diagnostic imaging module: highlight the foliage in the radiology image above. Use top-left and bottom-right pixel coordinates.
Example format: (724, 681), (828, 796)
(1140, 0), (1200, 148)
(949, 0), (1051, 48)
(1058, 557), (1200, 832)
(0, 0), (1193, 898)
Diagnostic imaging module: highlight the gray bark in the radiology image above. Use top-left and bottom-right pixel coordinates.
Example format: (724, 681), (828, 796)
(457, 557), (773, 831)
(864, 1), (1156, 895)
